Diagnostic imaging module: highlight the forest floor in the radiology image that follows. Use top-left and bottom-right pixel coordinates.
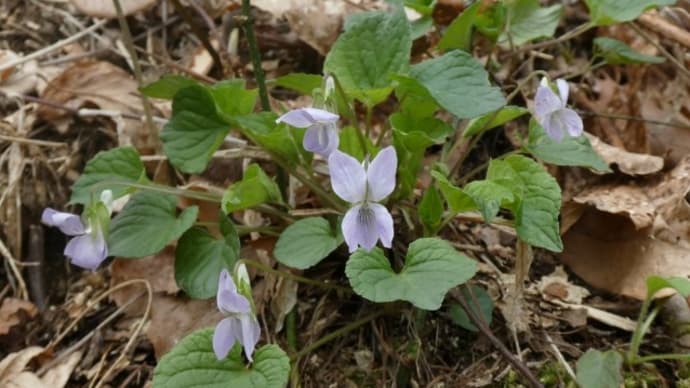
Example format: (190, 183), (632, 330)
(1, 0), (690, 387)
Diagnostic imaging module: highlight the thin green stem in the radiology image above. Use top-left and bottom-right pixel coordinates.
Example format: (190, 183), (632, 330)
(364, 105), (373, 138)
(91, 180), (222, 202)
(241, 0), (270, 111)
(628, 299), (655, 363)
(291, 309), (387, 361)
(635, 353), (690, 363)
(512, 22), (593, 54)
(112, 0), (156, 142)
(241, 259), (351, 293)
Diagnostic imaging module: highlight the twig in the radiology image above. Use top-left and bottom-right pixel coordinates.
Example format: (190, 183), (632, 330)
(240, 0), (270, 111)
(629, 21), (690, 81)
(291, 309), (387, 361)
(451, 289), (543, 388)
(638, 10), (690, 49)
(0, 134), (68, 148)
(0, 19), (108, 73)
(577, 110), (690, 130)
(169, 0), (224, 74)
(0, 237), (28, 299)
(112, 0), (157, 142)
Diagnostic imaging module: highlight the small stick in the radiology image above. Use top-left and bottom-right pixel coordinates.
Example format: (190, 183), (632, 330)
(0, 236), (28, 299)
(169, 0), (224, 73)
(240, 0), (270, 111)
(112, 0), (157, 142)
(0, 19), (108, 73)
(451, 289), (543, 388)
(26, 225), (47, 311)
(638, 10), (690, 49)
(629, 21), (690, 81)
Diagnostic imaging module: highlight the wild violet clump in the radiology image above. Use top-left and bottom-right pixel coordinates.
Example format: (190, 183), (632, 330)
(43, 1), (682, 386)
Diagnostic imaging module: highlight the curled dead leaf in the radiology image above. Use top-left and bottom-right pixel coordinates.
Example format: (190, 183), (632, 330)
(561, 157), (690, 300)
(586, 133), (664, 176)
(69, 0), (158, 18)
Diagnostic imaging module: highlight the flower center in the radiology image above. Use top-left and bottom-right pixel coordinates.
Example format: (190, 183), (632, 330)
(357, 205), (374, 225)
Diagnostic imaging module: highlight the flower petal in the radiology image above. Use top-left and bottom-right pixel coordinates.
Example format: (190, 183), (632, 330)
(543, 113), (565, 142)
(239, 314), (261, 362)
(217, 269), (251, 314)
(534, 83), (562, 121)
(213, 317), (238, 360)
(276, 108), (338, 128)
(369, 203), (394, 249)
(64, 229), (108, 270)
(328, 150), (366, 203)
(303, 108), (339, 123)
(341, 204), (380, 252)
(303, 122), (339, 157)
(560, 108), (584, 137)
(366, 146), (397, 202)
(42, 208), (85, 236)
(556, 79), (569, 106)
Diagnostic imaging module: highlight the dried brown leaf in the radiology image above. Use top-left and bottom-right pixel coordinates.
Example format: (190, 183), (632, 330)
(69, 0), (158, 18)
(586, 133), (664, 176)
(561, 158), (690, 299)
(0, 298), (38, 337)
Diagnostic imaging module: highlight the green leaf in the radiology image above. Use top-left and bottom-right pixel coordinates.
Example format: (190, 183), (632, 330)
(585, 0), (676, 26)
(175, 226), (239, 299)
(448, 285), (494, 332)
(392, 74), (438, 119)
(575, 349), (623, 388)
(525, 119), (611, 172)
(487, 155), (563, 252)
(646, 276), (690, 299)
(271, 73), (323, 95)
(324, 9), (411, 106)
(209, 80), (258, 120)
(70, 146), (148, 205)
(499, 0), (563, 46)
(390, 112), (454, 142)
(152, 328), (290, 388)
(222, 164), (283, 213)
(593, 37), (665, 65)
(438, 1), (479, 51)
(418, 186), (444, 234)
(339, 126), (378, 161)
(430, 171), (477, 214)
(139, 75), (199, 99)
(463, 180), (514, 223)
(274, 217), (342, 270)
(108, 192), (198, 258)
(235, 113), (303, 166)
(345, 238), (478, 310)
(161, 85), (230, 173)
(473, 2), (507, 41)
(410, 50), (505, 119)
(392, 128), (435, 199)
(463, 105), (529, 137)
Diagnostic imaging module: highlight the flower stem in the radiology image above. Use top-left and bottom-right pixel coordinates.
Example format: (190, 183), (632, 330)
(241, 259), (350, 293)
(627, 302), (660, 364)
(290, 309), (387, 361)
(635, 353), (690, 363)
(241, 0), (270, 111)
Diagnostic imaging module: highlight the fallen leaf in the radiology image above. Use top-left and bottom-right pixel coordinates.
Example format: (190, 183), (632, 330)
(0, 50), (39, 97)
(535, 266), (590, 304)
(561, 157), (690, 299)
(0, 348), (81, 388)
(270, 276), (298, 333)
(0, 347), (44, 383)
(38, 60), (155, 151)
(0, 298), (37, 333)
(586, 133), (664, 176)
(69, 0), (158, 18)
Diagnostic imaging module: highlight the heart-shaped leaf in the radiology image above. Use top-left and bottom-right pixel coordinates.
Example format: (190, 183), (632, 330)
(274, 217), (342, 270)
(70, 146), (147, 205)
(152, 328), (289, 388)
(108, 191), (198, 258)
(575, 349), (623, 388)
(345, 238), (477, 310)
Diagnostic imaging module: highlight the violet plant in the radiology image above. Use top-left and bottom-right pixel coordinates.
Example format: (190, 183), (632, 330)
(44, 1), (679, 386)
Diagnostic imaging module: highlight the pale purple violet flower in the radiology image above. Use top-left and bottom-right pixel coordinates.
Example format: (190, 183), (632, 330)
(41, 208), (108, 270)
(276, 108), (339, 157)
(213, 268), (261, 362)
(534, 78), (583, 141)
(328, 146), (397, 253)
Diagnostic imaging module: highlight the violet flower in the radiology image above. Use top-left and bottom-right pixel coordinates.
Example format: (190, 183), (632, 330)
(328, 146), (397, 253)
(534, 78), (584, 141)
(41, 191), (112, 270)
(276, 108), (340, 157)
(213, 267), (261, 362)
